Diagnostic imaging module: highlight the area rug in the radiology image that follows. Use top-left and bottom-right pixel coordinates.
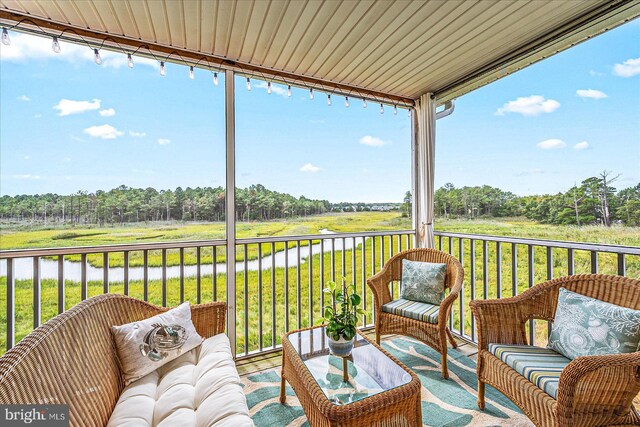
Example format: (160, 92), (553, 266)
(241, 337), (533, 426)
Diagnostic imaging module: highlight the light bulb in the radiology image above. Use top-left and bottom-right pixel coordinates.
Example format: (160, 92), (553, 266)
(362, 99), (367, 108)
(309, 88), (314, 100)
(189, 66), (195, 80)
(408, 108), (411, 117)
(160, 61), (166, 76)
(393, 105), (397, 115)
(127, 53), (134, 68)
(267, 81), (272, 94)
(327, 94), (331, 106)
(1, 28), (10, 46)
(287, 85), (291, 97)
(345, 96), (349, 108)
(380, 103), (384, 114)
(213, 72), (219, 86)
(52, 36), (61, 53)
(246, 77), (251, 91)
(93, 49), (101, 65)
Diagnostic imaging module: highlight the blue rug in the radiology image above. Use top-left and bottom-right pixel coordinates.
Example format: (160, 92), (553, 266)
(241, 337), (533, 426)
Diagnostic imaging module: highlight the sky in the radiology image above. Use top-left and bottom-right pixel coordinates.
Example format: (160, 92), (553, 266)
(0, 19), (638, 203)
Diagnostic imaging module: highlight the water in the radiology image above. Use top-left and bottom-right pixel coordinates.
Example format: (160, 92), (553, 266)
(1, 230), (367, 282)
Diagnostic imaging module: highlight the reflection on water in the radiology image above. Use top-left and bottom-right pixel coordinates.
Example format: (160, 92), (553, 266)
(1, 230), (367, 282)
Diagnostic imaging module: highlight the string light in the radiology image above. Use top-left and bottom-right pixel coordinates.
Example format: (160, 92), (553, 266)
(160, 61), (166, 76)
(267, 81), (272, 94)
(393, 105), (397, 115)
(327, 94), (331, 106)
(287, 85), (292, 97)
(213, 72), (219, 86)
(127, 53), (134, 68)
(345, 96), (349, 108)
(93, 48), (101, 65)
(1, 28), (10, 46)
(52, 36), (61, 53)
(408, 108), (411, 117)
(362, 99), (367, 108)
(246, 77), (251, 90)
(309, 88), (314, 100)
(380, 103), (384, 114)
(189, 66), (195, 79)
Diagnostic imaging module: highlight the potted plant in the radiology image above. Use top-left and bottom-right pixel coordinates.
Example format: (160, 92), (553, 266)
(321, 279), (365, 357)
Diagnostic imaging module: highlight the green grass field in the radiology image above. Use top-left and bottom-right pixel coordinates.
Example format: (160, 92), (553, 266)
(1, 213), (638, 354)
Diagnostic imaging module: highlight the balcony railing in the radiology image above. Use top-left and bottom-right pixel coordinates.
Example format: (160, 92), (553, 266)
(1, 230), (638, 356)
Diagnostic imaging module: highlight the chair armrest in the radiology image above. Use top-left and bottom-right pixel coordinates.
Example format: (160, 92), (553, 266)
(367, 266), (393, 312)
(191, 301), (227, 338)
(556, 352), (640, 426)
(470, 297), (528, 350)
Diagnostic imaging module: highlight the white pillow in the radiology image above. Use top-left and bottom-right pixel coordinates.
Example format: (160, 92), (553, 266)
(111, 302), (203, 385)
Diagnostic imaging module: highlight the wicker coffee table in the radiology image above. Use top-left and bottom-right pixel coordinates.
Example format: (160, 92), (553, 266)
(280, 325), (422, 426)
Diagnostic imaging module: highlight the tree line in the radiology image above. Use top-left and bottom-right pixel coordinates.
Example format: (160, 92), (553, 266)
(431, 171), (640, 226)
(0, 184), (331, 225)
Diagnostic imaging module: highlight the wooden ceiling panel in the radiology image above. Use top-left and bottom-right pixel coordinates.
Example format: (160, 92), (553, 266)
(0, 0), (636, 103)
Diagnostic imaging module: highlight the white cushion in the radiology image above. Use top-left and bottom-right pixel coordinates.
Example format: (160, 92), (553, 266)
(111, 302), (204, 385)
(107, 334), (253, 427)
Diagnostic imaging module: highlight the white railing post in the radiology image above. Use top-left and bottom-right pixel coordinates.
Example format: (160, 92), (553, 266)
(225, 69), (237, 357)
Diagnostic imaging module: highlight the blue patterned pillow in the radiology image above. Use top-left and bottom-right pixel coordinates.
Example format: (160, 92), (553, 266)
(400, 260), (446, 305)
(548, 288), (640, 360)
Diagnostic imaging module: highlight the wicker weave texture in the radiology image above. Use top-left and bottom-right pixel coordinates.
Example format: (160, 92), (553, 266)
(471, 274), (640, 427)
(280, 325), (422, 427)
(367, 248), (464, 378)
(0, 294), (226, 427)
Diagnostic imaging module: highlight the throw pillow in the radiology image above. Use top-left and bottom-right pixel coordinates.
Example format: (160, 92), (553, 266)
(400, 259), (447, 305)
(111, 301), (203, 385)
(548, 287), (640, 360)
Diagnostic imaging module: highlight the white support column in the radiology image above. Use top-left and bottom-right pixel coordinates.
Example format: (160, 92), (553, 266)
(225, 70), (236, 357)
(413, 93), (437, 248)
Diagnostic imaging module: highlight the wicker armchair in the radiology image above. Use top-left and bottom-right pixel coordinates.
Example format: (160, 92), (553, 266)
(367, 248), (464, 378)
(0, 294), (227, 426)
(470, 274), (640, 427)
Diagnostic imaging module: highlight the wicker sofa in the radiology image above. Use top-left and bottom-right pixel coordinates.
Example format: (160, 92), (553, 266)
(367, 248), (464, 378)
(471, 274), (640, 427)
(0, 294), (253, 427)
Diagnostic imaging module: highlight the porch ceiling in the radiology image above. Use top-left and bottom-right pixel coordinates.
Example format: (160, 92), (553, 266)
(0, 0), (638, 104)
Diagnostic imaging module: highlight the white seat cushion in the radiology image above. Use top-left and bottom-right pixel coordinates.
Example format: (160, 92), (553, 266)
(108, 334), (253, 427)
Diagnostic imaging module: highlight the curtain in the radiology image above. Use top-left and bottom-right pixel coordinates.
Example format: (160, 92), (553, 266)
(414, 93), (436, 248)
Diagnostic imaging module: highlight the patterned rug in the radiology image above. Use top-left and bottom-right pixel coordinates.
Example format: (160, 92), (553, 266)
(241, 337), (533, 426)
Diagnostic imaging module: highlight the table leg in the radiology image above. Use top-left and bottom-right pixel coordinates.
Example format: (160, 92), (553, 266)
(342, 357), (348, 382)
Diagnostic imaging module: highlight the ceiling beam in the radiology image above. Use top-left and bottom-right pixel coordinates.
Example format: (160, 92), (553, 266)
(0, 9), (415, 107)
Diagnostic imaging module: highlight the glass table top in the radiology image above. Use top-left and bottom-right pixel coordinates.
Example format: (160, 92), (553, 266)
(286, 326), (413, 406)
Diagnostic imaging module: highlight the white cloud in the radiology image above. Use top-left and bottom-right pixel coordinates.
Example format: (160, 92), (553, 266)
(576, 89), (607, 99)
(537, 139), (566, 150)
(574, 141), (590, 150)
(1, 32), (159, 70)
(157, 138), (171, 145)
(359, 135), (389, 147)
(589, 70), (604, 77)
(613, 57), (640, 77)
(13, 174), (40, 180)
(300, 163), (322, 173)
(17, 95), (30, 101)
(254, 81), (289, 98)
(516, 168), (545, 176)
(54, 98), (101, 116)
(83, 124), (124, 140)
(99, 108), (116, 117)
(23, 155), (30, 160)
(129, 131), (146, 137)
(34, 114), (42, 119)
(495, 95), (560, 116)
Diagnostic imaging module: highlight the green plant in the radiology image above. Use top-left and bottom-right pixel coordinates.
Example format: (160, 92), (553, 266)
(321, 279), (364, 341)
